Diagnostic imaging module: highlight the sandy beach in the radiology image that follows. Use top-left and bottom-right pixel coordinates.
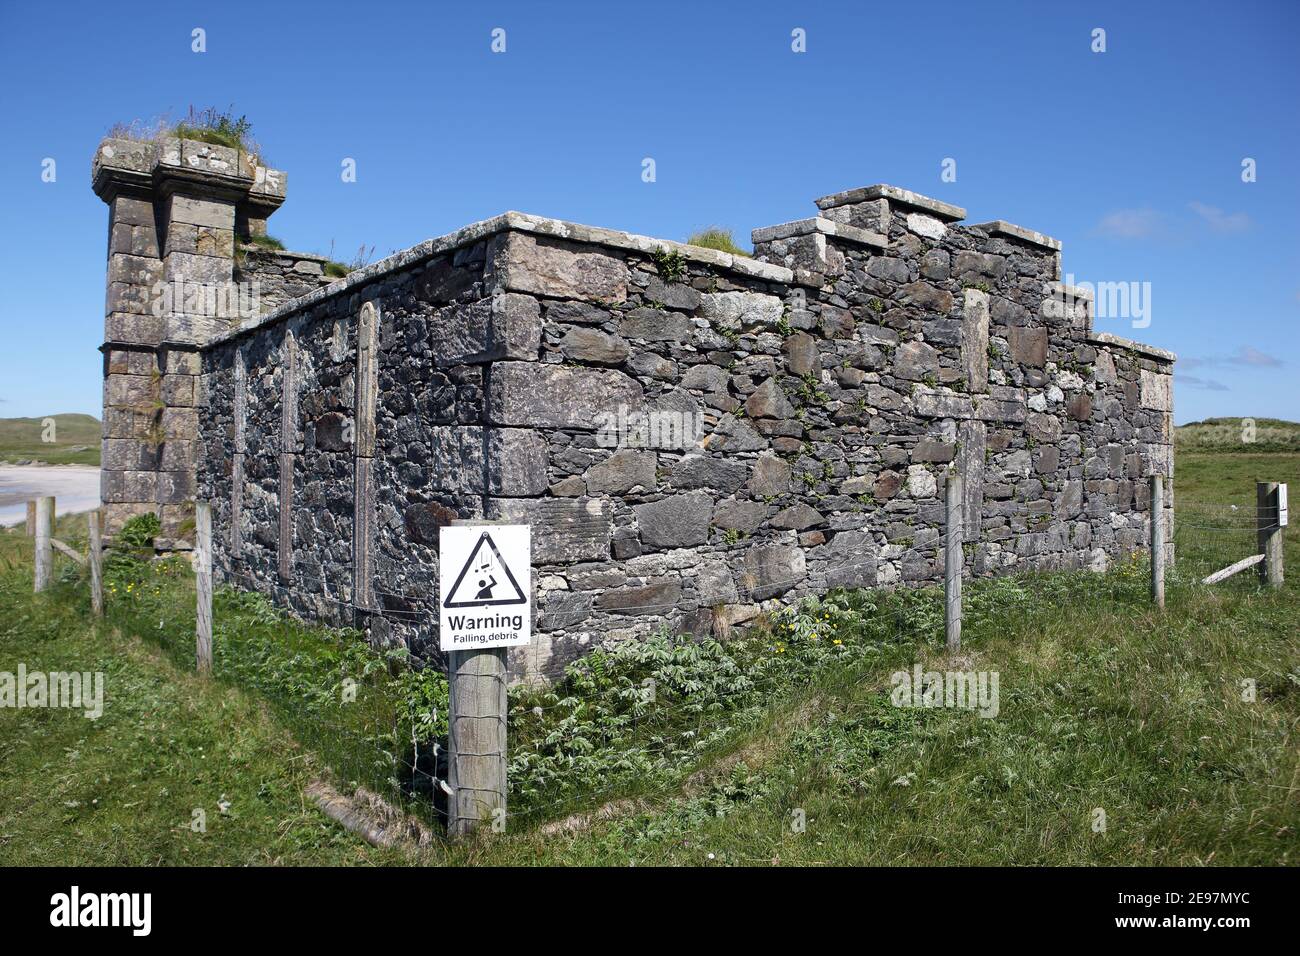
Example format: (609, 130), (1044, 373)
(0, 464), (101, 526)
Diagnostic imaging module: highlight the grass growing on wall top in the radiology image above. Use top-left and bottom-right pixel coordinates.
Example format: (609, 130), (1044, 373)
(106, 106), (265, 161)
(686, 227), (751, 257)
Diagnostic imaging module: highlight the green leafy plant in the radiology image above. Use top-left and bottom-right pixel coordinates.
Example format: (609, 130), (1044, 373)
(651, 248), (688, 283)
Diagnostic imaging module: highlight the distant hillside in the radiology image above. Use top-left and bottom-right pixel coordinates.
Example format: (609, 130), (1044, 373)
(0, 414), (100, 466)
(1176, 417), (1300, 453)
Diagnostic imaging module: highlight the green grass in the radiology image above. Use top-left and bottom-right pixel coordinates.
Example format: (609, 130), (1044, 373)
(686, 227), (751, 257)
(0, 414), (100, 466)
(242, 234), (286, 251)
(1, 450), (1297, 866)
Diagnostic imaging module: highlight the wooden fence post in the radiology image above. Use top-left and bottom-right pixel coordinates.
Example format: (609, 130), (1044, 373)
(33, 497), (53, 593)
(1257, 481), (1284, 588)
(1151, 475), (1166, 609)
(88, 511), (103, 617)
(25, 501), (36, 537)
(445, 519), (509, 840)
(945, 470), (963, 652)
(195, 501), (213, 672)
(447, 646), (508, 840)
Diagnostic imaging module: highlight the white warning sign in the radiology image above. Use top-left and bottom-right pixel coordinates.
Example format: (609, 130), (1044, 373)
(439, 524), (531, 651)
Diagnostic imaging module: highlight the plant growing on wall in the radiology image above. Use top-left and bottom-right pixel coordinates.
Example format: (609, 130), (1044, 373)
(651, 247), (688, 283)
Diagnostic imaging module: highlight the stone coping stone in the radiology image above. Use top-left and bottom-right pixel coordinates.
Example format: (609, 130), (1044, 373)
(1046, 281), (1094, 302)
(751, 216), (888, 248)
(93, 136), (284, 202)
(1087, 330), (1176, 364)
(814, 184), (967, 222)
(971, 219), (1062, 252)
(205, 210), (806, 348)
(238, 244), (331, 263)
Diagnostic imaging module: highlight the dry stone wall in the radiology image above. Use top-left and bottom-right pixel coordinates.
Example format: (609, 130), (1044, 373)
(196, 190), (1175, 680)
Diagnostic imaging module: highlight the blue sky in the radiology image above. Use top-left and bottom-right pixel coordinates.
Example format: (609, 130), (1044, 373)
(0, 0), (1295, 424)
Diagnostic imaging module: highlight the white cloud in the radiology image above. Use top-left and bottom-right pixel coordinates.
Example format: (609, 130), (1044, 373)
(1093, 208), (1163, 239)
(1186, 346), (1283, 369)
(1188, 201), (1251, 233)
(1175, 373), (1229, 391)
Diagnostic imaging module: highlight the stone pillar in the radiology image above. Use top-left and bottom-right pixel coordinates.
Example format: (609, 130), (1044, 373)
(353, 302), (379, 610)
(92, 135), (286, 546)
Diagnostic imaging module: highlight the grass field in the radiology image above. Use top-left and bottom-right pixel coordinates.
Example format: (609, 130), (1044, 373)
(0, 414), (101, 466)
(0, 449), (1296, 866)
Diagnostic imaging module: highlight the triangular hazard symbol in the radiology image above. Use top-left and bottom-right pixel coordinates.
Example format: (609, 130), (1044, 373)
(443, 531), (527, 608)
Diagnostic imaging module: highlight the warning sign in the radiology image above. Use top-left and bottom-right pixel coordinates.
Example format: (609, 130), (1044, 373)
(439, 525), (531, 651)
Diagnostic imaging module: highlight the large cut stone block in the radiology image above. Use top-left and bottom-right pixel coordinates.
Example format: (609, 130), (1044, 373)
(635, 491), (713, 549)
(595, 579), (683, 615)
(427, 427), (549, 496)
(1139, 369), (1172, 411)
(439, 294), (541, 364)
(167, 194), (236, 230)
(913, 386), (973, 419)
(495, 233), (628, 302)
(488, 497), (613, 563)
(957, 420), (986, 534)
(961, 289), (990, 392)
(488, 362), (644, 428)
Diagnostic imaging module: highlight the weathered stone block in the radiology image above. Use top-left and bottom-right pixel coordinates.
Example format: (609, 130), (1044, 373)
(913, 439), (956, 463)
(898, 282), (954, 313)
(1139, 369), (1172, 411)
(747, 453), (791, 496)
(541, 591), (593, 629)
(635, 491), (713, 549)
(894, 341), (940, 382)
(596, 579), (683, 615)
(620, 309), (692, 342)
(741, 542), (805, 600)
(699, 291), (784, 330)
(784, 332), (819, 376)
(713, 498), (767, 533)
(745, 378), (796, 419)
(489, 362), (643, 428)
(497, 233), (628, 301)
(1008, 326), (1047, 367)
(559, 326), (629, 365)
(488, 497), (612, 563)
(670, 455), (749, 494)
(583, 449), (657, 495)
(645, 276), (701, 311)
(961, 289), (990, 392)
(913, 386), (973, 419)
(824, 531), (877, 588)
(771, 502), (823, 530)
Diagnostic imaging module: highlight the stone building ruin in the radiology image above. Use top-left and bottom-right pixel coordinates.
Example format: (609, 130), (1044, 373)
(92, 136), (1175, 679)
